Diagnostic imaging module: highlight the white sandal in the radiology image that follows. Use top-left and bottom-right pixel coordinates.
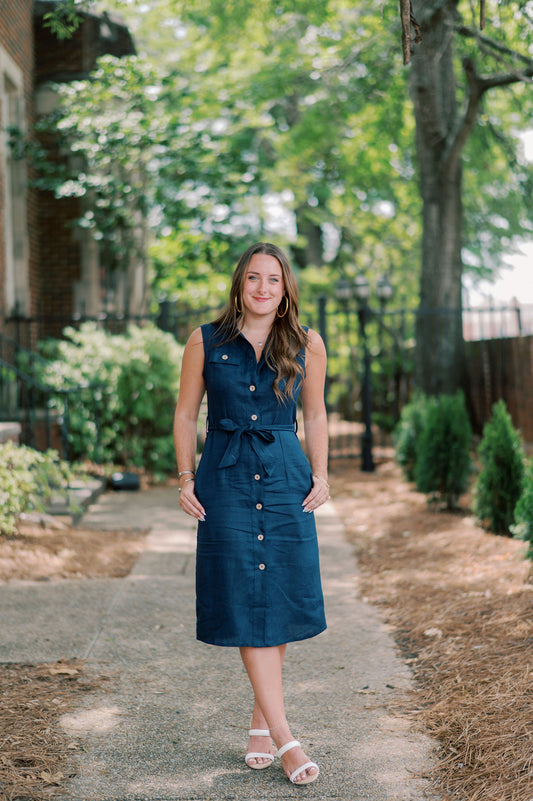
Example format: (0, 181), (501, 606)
(278, 740), (320, 785)
(245, 728), (274, 770)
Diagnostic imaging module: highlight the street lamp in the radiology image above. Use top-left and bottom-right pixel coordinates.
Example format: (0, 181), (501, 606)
(375, 272), (394, 366)
(352, 274), (374, 472)
(334, 277), (357, 421)
(335, 272), (394, 471)
(376, 274), (394, 306)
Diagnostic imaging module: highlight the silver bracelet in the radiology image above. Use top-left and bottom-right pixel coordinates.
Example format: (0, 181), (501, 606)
(178, 469), (195, 478)
(178, 477), (195, 493)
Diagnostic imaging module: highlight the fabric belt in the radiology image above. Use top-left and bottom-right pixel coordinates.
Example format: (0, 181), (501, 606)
(208, 418), (296, 475)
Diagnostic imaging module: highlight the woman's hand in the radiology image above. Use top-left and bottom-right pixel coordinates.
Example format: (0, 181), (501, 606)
(302, 474), (330, 513)
(179, 480), (206, 521)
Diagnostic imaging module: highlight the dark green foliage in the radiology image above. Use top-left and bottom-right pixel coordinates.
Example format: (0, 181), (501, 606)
(513, 458), (533, 557)
(394, 392), (432, 481)
(414, 392), (473, 509)
(474, 400), (525, 536)
(34, 323), (183, 476)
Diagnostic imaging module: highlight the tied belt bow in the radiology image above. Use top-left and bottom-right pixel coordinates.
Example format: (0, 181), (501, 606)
(209, 418), (295, 475)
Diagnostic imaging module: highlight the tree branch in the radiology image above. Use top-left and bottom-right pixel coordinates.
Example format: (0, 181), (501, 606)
(456, 25), (533, 68)
(442, 57), (483, 174)
(400, 0), (422, 65)
(479, 67), (533, 91)
(442, 53), (533, 176)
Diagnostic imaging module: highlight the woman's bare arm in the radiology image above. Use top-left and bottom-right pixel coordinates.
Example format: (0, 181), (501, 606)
(300, 328), (329, 512)
(173, 327), (207, 520)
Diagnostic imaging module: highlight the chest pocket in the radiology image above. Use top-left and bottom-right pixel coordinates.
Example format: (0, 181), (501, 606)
(207, 350), (241, 367)
(204, 349), (242, 389)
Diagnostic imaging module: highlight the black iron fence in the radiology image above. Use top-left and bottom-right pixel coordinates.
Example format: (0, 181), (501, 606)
(2, 303), (224, 352)
(2, 299), (532, 463)
(309, 298), (533, 460)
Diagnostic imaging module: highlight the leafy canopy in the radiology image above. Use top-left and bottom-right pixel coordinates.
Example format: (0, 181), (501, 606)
(36, 0), (533, 307)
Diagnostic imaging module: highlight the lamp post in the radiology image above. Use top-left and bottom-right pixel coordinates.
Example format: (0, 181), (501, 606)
(375, 274), (394, 417)
(352, 275), (374, 471)
(335, 272), (394, 471)
(334, 278), (356, 421)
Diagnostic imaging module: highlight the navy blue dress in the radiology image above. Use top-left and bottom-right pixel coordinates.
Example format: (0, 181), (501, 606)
(193, 322), (327, 647)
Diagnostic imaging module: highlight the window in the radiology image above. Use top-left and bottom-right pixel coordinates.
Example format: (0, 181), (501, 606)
(1, 48), (29, 315)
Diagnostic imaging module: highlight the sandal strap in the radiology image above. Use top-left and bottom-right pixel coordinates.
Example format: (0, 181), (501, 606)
(277, 739), (300, 758)
(245, 751), (274, 762)
(248, 728), (270, 737)
(289, 761), (319, 784)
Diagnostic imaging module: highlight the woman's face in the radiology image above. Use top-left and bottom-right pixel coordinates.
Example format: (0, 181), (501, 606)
(241, 253), (285, 318)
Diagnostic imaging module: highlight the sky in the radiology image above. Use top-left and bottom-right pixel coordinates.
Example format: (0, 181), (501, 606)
(464, 243), (533, 306)
(464, 131), (533, 308)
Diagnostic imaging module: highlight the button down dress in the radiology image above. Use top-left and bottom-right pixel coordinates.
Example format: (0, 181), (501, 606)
(193, 322), (327, 647)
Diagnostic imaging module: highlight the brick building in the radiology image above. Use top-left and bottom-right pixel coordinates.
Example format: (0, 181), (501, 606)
(0, 1), (137, 346)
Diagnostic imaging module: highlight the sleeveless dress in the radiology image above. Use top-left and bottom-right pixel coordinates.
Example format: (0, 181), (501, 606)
(193, 322), (327, 648)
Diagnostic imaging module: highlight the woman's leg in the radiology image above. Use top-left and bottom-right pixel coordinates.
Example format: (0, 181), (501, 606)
(245, 644), (285, 766)
(240, 645), (318, 783)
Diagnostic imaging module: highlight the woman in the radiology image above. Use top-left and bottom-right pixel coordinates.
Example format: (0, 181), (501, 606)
(173, 242), (329, 786)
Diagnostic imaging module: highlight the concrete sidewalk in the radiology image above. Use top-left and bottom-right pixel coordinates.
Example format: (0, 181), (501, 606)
(0, 488), (436, 800)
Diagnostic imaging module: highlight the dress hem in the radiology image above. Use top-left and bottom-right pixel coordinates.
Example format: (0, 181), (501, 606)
(196, 623), (327, 648)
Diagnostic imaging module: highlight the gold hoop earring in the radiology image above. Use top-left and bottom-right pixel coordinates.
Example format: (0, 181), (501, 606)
(234, 295), (242, 314)
(276, 296), (289, 318)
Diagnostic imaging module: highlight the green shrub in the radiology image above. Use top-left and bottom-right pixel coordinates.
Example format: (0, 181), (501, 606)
(394, 392), (432, 481)
(473, 400), (525, 536)
(512, 458), (533, 557)
(414, 391), (472, 509)
(35, 323), (183, 475)
(0, 442), (73, 535)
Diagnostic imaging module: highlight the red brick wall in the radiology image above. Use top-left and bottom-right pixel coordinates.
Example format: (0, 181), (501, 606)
(34, 2), (136, 84)
(31, 2), (135, 341)
(0, 4), (135, 345)
(0, 87), (4, 328)
(37, 192), (81, 339)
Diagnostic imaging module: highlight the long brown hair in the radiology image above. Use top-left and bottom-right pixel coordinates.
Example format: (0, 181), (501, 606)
(213, 242), (308, 402)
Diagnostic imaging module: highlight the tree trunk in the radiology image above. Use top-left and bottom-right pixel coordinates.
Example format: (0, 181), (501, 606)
(410, 0), (465, 395)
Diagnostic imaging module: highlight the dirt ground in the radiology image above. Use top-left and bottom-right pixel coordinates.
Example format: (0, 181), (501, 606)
(330, 459), (533, 801)
(0, 523), (146, 801)
(1, 461), (532, 801)
(0, 661), (104, 801)
(0, 522), (147, 583)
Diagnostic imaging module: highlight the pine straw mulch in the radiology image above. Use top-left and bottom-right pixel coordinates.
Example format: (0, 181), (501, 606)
(0, 660), (104, 801)
(330, 458), (533, 801)
(0, 519), (147, 801)
(0, 521), (147, 582)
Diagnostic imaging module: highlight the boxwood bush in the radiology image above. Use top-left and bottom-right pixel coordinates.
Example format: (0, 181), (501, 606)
(413, 391), (473, 509)
(512, 458), (533, 557)
(35, 323), (184, 476)
(474, 400), (525, 536)
(394, 392), (432, 482)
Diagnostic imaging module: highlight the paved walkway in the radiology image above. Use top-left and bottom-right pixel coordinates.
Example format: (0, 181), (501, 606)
(0, 488), (436, 800)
